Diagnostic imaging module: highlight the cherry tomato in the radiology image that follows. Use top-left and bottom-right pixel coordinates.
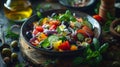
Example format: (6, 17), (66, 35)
(93, 15), (104, 22)
(36, 26), (44, 32)
(58, 41), (70, 50)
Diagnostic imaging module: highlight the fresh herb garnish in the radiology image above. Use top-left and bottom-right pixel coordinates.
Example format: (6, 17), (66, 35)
(73, 38), (109, 66)
(102, 12), (116, 32)
(5, 27), (19, 40)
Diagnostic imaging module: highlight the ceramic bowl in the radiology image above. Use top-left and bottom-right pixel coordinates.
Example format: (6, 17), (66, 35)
(110, 18), (120, 39)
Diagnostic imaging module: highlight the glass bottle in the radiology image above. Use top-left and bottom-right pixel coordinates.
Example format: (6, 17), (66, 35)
(3, 0), (33, 22)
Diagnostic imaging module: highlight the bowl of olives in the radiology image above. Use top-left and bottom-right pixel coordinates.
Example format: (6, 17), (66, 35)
(110, 18), (120, 39)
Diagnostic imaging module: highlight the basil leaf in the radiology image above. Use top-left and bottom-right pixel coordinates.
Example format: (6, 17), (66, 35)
(73, 57), (84, 66)
(40, 38), (50, 48)
(99, 43), (109, 53)
(77, 33), (84, 41)
(37, 11), (42, 18)
(93, 38), (100, 51)
(82, 18), (93, 29)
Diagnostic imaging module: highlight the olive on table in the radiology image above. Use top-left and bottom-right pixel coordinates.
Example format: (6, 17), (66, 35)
(10, 40), (18, 48)
(3, 57), (11, 64)
(2, 48), (12, 57)
(11, 53), (18, 61)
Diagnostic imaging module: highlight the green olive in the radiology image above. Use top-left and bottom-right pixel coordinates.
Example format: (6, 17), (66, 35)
(10, 40), (18, 48)
(3, 57), (11, 64)
(114, 25), (120, 33)
(2, 48), (11, 57)
(11, 53), (18, 60)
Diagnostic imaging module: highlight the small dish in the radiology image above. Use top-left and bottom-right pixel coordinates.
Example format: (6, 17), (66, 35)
(59, 0), (98, 14)
(110, 18), (120, 39)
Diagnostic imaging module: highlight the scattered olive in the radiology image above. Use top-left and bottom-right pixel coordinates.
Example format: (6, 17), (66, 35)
(10, 40), (18, 48)
(114, 25), (120, 33)
(2, 48), (12, 57)
(3, 57), (11, 64)
(11, 53), (18, 61)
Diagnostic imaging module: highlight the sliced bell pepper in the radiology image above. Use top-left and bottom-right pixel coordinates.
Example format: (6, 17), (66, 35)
(42, 18), (49, 24)
(37, 33), (47, 41)
(53, 40), (62, 50)
(58, 41), (70, 50)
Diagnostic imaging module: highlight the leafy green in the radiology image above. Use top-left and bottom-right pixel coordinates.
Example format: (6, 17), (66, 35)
(102, 12), (116, 32)
(56, 26), (61, 34)
(77, 33), (84, 41)
(73, 57), (84, 66)
(99, 43), (109, 53)
(37, 11), (42, 18)
(94, 1), (101, 14)
(58, 10), (76, 22)
(40, 38), (50, 48)
(73, 38), (109, 66)
(15, 63), (24, 67)
(43, 59), (57, 66)
(82, 18), (93, 29)
(59, 36), (67, 41)
(93, 38), (100, 51)
(5, 28), (19, 39)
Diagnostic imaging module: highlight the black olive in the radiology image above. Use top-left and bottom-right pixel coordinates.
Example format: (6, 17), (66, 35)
(69, 38), (76, 44)
(63, 21), (70, 28)
(26, 31), (33, 39)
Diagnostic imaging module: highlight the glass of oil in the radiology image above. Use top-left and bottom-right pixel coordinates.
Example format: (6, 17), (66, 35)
(3, 0), (33, 22)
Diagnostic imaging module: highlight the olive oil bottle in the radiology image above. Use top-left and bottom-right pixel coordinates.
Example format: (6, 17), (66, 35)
(4, 0), (33, 22)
